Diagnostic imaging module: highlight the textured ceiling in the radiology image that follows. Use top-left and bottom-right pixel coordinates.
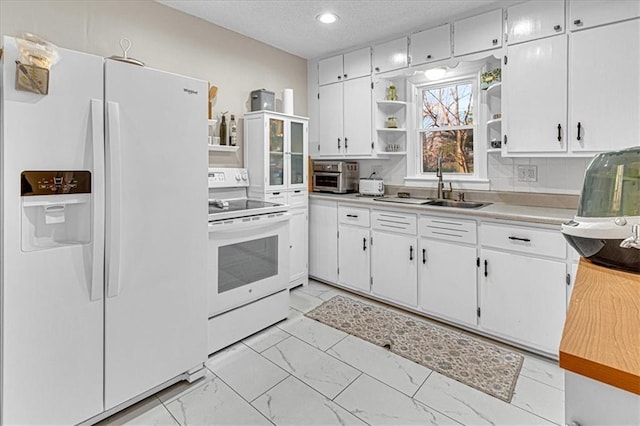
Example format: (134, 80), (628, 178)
(157, 0), (502, 59)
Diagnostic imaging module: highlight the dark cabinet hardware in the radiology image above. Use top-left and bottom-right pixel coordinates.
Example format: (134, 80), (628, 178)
(504, 55), (508, 65)
(426, 54), (432, 59)
(345, 137), (348, 149)
(504, 134), (508, 145)
(477, 307), (481, 318)
(566, 273), (571, 285)
(574, 19), (582, 26)
(337, 75), (341, 80)
(346, 214), (358, 218)
(422, 248), (426, 264)
(375, 66), (380, 72)
(337, 138), (341, 149)
(409, 245), (414, 261)
(272, 192), (281, 195)
(554, 24), (562, 31)
(484, 259), (488, 277)
(476, 257), (480, 267)
(508, 236), (531, 242)
(344, 74), (348, 78)
(363, 237), (367, 251)
(317, 143), (320, 152)
(492, 38), (498, 45)
(557, 124), (562, 142)
(294, 190), (301, 193)
(577, 122), (582, 141)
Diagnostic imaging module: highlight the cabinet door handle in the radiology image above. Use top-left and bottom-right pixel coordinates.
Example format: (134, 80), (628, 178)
(426, 54), (432, 59)
(577, 122), (582, 141)
(337, 75), (342, 80)
(409, 245), (414, 261)
(422, 248), (426, 264)
(345, 137), (348, 149)
(346, 214), (358, 218)
(508, 236), (531, 242)
(554, 24), (562, 31)
(363, 237), (367, 251)
(574, 19), (582, 26)
(344, 73), (348, 78)
(337, 137), (341, 149)
(294, 190), (301, 193)
(375, 66), (380, 72)
(492, 38), (498, 45)
(272, 192), (280, 195)
(484, 259), (488, 277)
(557, 124), (562, 142)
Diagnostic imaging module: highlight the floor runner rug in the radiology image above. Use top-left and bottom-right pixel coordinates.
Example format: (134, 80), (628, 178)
(305, 295), (523, 402)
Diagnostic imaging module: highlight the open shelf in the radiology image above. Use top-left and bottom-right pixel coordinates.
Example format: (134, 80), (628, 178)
(377, 151), (407, 156)
(208, 145), (239, 152)
(376, 100), (407, 107)
(487, 117), (502, 127)
(487, 148), (502, 154)
(376, 128), (407, 133)
(485, 82), (502, 96)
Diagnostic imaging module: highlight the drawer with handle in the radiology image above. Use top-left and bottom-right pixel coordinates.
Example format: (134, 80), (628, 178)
(372, 210), (417, 235)
(419, 215), (477, 244)
(481, 222), (566, 259)
(338, 205), (370, 227)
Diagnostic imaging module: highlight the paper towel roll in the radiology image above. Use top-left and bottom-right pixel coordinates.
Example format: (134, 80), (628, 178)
(283, 88), (294, 115)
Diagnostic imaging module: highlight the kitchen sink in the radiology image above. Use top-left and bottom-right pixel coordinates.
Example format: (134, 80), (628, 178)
(426, 200), (490, 209)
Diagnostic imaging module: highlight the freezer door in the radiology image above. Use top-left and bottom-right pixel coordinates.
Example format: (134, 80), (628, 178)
(103, 60), (208, 409)
(1, 37), (105, 424)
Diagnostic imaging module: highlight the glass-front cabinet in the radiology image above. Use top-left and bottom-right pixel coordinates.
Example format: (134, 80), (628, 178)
(245, 111), (309, 192)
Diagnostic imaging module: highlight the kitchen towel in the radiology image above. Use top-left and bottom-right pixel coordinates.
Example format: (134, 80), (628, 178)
(283, 88), (293, 115)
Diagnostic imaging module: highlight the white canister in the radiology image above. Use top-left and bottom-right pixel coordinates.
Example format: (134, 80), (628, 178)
(283, 88), (294, 115)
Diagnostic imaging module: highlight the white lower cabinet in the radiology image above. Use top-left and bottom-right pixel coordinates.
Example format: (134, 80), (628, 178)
(420, 239), (478, 327)
(480, 222), (568, 355)
(338, 225), (371, 292)
(371, 230), (418, 306)
(309, 199), (338, 283)
(289, 207), (308, 287)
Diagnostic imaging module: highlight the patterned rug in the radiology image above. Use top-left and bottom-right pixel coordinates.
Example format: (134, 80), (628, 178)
(305, 295), (523, 402)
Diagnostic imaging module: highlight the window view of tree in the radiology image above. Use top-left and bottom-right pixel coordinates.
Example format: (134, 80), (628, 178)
(420, 81), (474, 174)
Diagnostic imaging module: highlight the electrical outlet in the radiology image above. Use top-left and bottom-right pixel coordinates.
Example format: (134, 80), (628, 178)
(371, 165), (383, 175)
(517, 165), (538, 182)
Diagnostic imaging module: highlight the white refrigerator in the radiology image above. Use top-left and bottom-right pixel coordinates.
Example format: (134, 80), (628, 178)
(0, 36), (208, 424)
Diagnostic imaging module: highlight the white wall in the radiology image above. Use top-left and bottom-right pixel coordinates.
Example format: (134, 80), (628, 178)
(1, 0), (308, 168)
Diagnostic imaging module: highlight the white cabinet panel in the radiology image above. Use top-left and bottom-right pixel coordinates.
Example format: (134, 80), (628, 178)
(481, 222), (567, 259)
(410, 24), (451, 65)
(569, 0), (640, 31)
(338, 225), (371, 292)
(504, 35), (568, 154)
(454, 9), (503, 56)
(344, 47), (371, 80)
(343, 77), (373, 155)
(373, 37), (408, 74)
(319, 55), (344, 86)
(309, 199), (338, 283)
(420, 239), (478, 326)
(371, 231), (418, 306)
(318, 83), (344, 156)
(289, 207), (308, 287)
(507, 0), (565, 45)
(569, 19), (640, 153)
(480, 249), (566, 355)
(338, 205), (370, 227)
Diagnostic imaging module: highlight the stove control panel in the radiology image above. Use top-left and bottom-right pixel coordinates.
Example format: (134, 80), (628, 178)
(208, 168), (249, 188)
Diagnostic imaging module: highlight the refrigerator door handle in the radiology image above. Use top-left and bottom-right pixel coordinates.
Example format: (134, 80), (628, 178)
(90, 99), (105, 301)
(106, 101), (123, 298)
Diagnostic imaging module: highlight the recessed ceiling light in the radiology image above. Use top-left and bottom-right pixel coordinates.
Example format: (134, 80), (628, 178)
(317, 12), (339, 24)
(424, 67), (447, 80)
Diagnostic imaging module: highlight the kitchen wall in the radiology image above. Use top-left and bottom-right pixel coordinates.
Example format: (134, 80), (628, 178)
(0, 0), (308, 168)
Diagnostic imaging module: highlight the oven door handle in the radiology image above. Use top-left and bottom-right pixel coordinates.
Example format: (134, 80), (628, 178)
(208, 213), (290, 233)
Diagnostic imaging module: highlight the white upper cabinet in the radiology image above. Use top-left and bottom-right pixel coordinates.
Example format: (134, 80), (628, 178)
(453, 9), (503, 56)
(569, 0), (640, 31)
(503, 35), (568, 154)
(373, 37), (408, 74)
(569, 19), (640, 153)
(506, 0), (565, 45)
(409, 24), (451, 66)
(318, 47), (371, 86)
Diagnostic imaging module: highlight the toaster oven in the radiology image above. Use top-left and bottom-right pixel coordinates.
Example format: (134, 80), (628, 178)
(312, 161), (359, 194)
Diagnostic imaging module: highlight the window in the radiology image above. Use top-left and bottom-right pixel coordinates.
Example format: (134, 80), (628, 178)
(418, 79), (475, 175)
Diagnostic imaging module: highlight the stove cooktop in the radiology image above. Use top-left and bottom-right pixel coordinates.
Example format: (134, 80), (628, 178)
(208, 198), (287, 221)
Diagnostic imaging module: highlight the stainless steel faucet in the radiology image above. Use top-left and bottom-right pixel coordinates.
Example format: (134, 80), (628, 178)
(436, 155), (451, 199)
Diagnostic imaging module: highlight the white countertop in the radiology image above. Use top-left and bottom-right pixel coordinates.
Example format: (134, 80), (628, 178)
(309, 193), (577, 226)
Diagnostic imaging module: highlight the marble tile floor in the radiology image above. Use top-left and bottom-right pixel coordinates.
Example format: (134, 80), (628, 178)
(101, 280), (565, 426)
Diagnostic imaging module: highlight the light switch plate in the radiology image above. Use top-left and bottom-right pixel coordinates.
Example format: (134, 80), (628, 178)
(517, 165), (538, 182)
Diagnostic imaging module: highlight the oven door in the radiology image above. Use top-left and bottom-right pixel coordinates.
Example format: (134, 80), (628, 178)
(208, 212), (290, 317)
(313, 172), (341, 192)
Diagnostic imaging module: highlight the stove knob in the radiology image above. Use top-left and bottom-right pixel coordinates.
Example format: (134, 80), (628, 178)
(614, 217), (627, 226)
(235, 173), (242, 182)
(241, 171), (248, 181)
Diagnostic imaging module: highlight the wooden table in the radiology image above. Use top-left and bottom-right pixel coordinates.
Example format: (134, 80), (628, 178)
(559, 258), (640, 395)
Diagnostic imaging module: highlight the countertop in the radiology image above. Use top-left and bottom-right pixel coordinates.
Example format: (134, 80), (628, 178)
(309, 192), (576, 226)
(559, 259), (640, 395)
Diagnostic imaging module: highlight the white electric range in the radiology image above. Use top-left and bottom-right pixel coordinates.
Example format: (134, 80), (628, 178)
(207, 168), (290, 354)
